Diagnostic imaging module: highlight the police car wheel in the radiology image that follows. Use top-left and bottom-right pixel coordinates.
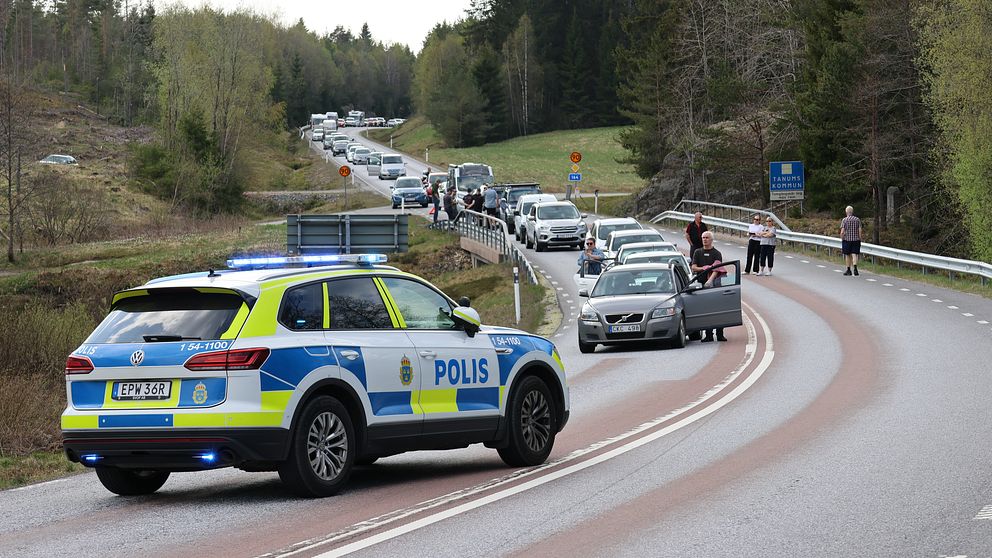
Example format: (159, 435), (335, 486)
(95, 467), (170, 496)
(498, 376), (556, 467)
(279, 395), (355, 497)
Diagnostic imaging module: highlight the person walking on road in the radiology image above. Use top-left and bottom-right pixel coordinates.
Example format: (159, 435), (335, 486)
(690, 231), (727, 342)
(430, 180), (442, 224)
(758, 217), (778, 276)
(745, 214), (762, 275)
(840, 205), (863, 276)
(685, 212), (708, 257)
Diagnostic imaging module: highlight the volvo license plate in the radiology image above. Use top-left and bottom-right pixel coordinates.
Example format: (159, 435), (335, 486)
(113, 381), (172, 401)
(608, 324), (641, 333)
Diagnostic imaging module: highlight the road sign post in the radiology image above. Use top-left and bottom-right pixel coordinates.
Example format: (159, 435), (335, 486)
(339, 165), (352, 210)
(594, 188), (599, 214)
(567, 152), (582, 201)
(513, 266), (521, 324)
(769, 161), (805, 203)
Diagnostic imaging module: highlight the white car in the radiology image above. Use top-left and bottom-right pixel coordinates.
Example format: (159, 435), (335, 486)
(38, 154), (78, 165)
(615, 241), (680, 265)
(378, 154), (406, 180)
(60, 253), (569, 498)
(353, 147), (371, 165)
(513, 194), (557, 242)
(603, 228), (666, 260)
(345, 143), (363, 162)
(587, 217), (643, 250)
(524, 201), (587, 252)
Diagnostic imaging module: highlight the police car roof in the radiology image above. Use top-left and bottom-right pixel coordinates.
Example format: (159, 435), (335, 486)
(134, 264), (400, 299)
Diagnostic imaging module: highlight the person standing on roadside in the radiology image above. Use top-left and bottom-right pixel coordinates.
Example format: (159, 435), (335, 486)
(443, 186), (458, 226)
(745, 214), (762, 275)
(431, 180), (442, 224)
(690, 231), (727, 342)
(840, 205), (863, 276)
(483, 184), (499, 228)
(685, 212), (708, 257)
(758, 217), (777, 276)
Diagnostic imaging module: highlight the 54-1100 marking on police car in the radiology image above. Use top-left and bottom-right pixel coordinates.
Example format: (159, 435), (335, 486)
(179, 341), (230, 352)
(491, 335), (522, 346)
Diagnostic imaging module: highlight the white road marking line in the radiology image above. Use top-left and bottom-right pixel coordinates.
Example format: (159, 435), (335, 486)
(817, 265), (826, 268)
(974, 504), (992, 520)
(566, 300), (573, 304)
(916, 293), (928, 297)
(932, 299), (943, 303)
(785, 255), (794, 259)
(556, 287), (564, 291)
(883, 283), (893, 286)
(978, 321), (989, 325)
(801, 260), (810, 263)
(833, 269), (842, 273)
(554, 334), (562, 338)
(948, 305), (959, 310)
(900, 288), (910, 292)
(562, 325), (570, 329)
(285, 307), (775, 558)
(962, 313), (974, 317)
(866, 278), (877, 282)
(551, 281), (559, 285)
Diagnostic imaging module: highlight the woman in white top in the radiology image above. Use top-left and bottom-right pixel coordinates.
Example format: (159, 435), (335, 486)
(759, 218), (778, 276)
(746, 214), (763, 275)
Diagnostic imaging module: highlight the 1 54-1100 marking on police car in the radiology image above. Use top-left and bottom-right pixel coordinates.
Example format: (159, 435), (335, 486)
(179, 341), (230, 352)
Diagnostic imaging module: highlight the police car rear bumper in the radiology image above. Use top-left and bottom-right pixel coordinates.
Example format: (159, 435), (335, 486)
(62, 428), (289, 471)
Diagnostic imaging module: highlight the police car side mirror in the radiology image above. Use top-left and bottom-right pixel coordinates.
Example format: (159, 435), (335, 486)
(452, 306), (481, 338)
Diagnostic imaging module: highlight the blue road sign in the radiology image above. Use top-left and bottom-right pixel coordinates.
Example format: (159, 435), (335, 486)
(769, 161), (804, 201)
(568, 173), (582, 181)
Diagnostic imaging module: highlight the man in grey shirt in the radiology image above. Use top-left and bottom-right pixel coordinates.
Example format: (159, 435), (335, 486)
(483, 186), (499, 217)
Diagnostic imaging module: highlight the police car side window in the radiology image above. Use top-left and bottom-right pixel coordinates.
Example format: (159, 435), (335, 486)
(327, 277), (393, 329)
(278, 282), (323, 331)
(380, 277), (456, 330)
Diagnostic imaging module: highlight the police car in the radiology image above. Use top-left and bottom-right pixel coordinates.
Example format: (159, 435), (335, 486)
(61, 254), (569, 497)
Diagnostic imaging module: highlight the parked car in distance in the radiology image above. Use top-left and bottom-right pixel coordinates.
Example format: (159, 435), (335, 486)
(524, 201), (587, 252)
(378, 154), (406, 180)
(38, 154), (78, 165)
(615, 241), (680, 265)
(576, 261), (742, 353)
(513, 194), (557, 242)
(312, 128), (324, 142)
(588, 217), (643, 250)
(603, 229), (666, 260)
(332, 139), (350, 155)
(498, 183), (542, 233)
(353, 147), (371, 165)
(345, 143), (363, 162)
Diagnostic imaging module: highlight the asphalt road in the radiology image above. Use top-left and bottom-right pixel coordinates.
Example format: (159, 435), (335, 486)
(4, 128), (992, 557)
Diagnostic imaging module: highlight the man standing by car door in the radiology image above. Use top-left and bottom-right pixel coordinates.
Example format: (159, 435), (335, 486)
(690, 231), (727, 342)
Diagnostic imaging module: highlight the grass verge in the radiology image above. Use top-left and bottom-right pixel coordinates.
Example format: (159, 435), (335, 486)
(0, 451), (85, 490)
(367, 117), (644, 194)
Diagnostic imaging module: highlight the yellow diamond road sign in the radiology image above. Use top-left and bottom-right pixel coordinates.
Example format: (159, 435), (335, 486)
(571, 164), (580, 173)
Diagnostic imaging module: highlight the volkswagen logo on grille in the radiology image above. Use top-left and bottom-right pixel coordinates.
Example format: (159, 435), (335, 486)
(130, 350), (145, 366)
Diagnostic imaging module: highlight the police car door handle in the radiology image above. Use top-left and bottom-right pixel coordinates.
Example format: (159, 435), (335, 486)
(494, 347), (514, 354)
(418, 350), (437, 359)
(340, 350), (360, 361)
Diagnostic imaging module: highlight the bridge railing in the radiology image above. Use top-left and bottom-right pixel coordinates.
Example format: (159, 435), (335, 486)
(428, 209), (540, 285)
(651, 209), (992, 285)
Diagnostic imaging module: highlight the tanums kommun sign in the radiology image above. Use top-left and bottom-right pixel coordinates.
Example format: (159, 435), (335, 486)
(769, 161), (804, 201)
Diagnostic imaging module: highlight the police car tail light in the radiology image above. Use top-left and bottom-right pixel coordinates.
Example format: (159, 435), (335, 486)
(65, 355), (94, 375)
(184, 348), (269, 371)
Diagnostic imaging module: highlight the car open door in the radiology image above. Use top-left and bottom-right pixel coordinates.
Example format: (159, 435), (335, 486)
(367, 154), (381, 176)
(682, 260), (743, 332)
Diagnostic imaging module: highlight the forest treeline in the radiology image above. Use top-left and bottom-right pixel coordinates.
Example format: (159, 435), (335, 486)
(1, 0), (991, 261)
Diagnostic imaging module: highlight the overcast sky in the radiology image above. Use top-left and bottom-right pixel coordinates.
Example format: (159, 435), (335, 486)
(161, 0), (474, 53)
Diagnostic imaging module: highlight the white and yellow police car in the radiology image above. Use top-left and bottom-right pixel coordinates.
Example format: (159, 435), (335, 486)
(62, 254), (569, 497)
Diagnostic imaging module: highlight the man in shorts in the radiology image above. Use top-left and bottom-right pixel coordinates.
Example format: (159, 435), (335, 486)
(840, 205), (863, 276)
(690, 231), (727, 342)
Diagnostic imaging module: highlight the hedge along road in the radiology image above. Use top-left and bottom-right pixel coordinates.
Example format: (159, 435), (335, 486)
(2, 129), (992, 556)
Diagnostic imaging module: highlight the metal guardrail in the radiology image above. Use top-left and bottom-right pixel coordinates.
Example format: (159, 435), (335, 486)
(287, 214), (409, 254)
(428, 209), (540, 285)
(650, 210), (992, 285)
(675, 199), (790, 231)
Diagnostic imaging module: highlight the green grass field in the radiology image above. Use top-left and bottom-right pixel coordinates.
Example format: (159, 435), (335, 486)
(368, 118), (645, 194)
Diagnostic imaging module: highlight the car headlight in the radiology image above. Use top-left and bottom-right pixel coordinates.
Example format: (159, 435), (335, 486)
(579, 304), (599, 322)
(538, 224), (550, 231)
(650, 306), (676, 319)
(576, 224), (586, 232)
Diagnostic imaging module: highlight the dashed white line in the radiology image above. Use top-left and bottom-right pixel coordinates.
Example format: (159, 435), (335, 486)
(932, 299), (943, 303)
(962, 313), (974, 317)
(817, 265), (826, 268)
(916, 293), (928, 297)
(785, 255), (794, 259)
(948, 305), (959, 310)
(551, 281), (559, 285)
(801, 260), (810, 264)
(866, 278), (877, 282)
(833, 269), (842, 273)
(556, 287), (564, 291)
(883, 283), (893, 287)
(978, 321), (989, 325)
(974, 504), (992, 520)
(900, 288), (910, 292)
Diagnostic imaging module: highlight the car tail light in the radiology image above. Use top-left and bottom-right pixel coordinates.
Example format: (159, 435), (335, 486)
(65, 355), (94, 374)
(184, 348), (269, 371)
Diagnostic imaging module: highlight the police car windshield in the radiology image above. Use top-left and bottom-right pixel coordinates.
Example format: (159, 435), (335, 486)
(598, 222), (641, 240)
(591, 269), (676, 297)
(86, 291), (243, 344)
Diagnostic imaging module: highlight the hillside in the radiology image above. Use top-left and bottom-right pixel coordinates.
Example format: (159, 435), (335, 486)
(369, 118), (644, 194)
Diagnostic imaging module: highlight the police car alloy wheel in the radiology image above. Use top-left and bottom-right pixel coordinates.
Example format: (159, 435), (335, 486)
(95, 468), (170, 496)
(498, 376), (556, 467)
(278, 395), (355, 497)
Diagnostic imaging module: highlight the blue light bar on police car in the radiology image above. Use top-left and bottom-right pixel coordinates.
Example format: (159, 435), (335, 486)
(226, 254), (388, 270)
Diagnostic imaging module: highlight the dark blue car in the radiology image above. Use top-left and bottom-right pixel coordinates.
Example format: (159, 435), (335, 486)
(392, 186), (429, 209)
